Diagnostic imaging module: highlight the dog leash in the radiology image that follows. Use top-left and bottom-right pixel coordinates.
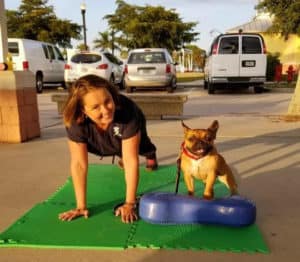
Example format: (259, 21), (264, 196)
(175, 156), (181, 194)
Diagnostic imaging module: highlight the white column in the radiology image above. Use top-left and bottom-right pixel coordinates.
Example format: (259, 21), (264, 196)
(0, 0), (8, 63)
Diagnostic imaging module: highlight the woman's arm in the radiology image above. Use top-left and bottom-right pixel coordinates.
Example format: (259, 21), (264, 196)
(115, 131), (140, 223)
(58, 139), (89, 221)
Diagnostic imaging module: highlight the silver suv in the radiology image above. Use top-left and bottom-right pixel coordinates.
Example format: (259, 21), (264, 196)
(124, 48), (177, 93)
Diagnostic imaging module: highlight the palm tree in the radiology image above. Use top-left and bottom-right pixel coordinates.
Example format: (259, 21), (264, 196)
(93, 30), (120, 55)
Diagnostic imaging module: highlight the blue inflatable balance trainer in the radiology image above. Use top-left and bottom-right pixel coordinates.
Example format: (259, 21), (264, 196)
(138, 160), (256, 227)
(139, 192), (256, 227)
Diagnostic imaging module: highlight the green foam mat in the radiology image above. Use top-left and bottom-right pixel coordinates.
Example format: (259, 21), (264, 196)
(0, 164), (268, 252)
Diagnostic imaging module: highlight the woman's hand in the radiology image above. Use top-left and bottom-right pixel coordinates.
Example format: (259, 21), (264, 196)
(115, 203), (138, 223)
(58, 208), (89, 221)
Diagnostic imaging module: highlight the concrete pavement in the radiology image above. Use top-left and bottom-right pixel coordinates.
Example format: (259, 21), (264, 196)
(0, 86), (300, 262)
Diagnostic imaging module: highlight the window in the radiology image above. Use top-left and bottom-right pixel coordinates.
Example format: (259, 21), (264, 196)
(71, 54), (102, 64)
(128, 52), (166, 64)
(54, 47), (65, 61)
(218, 37), (239, 54)
(104, 53), (119, 64)
(47, 45), (56, 60)
(42, 44), (49, 59)
(8, 42), (19, 56)
(242, 37), (262, 54)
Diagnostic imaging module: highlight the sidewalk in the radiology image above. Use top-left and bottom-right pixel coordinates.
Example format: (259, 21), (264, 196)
(0, 89), (300, 261)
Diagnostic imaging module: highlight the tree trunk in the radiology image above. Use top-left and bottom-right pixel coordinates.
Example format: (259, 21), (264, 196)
(287, 71), (300, 116)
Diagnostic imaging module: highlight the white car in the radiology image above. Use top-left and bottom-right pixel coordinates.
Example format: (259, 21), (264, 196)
(64, 51), (124, 89)
(204, 33), (267, 94)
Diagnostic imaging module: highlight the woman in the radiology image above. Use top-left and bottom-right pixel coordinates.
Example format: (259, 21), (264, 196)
(58, 74), (157, 223)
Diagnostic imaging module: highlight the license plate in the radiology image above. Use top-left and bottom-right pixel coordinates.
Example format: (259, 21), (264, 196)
(242, 60), (256, 67)
(138, 67), (155, 74)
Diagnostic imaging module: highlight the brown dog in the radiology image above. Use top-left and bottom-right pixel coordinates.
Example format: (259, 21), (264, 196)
(179, 120), (238, 200)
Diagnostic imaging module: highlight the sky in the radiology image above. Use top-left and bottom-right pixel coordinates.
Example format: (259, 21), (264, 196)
(5, 0), (259, 52)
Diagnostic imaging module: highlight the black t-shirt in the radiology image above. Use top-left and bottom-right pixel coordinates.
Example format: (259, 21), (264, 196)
(66, 94), (144, 157)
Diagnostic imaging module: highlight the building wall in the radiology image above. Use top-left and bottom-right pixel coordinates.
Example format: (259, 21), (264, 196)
(261, 33), (300, 72)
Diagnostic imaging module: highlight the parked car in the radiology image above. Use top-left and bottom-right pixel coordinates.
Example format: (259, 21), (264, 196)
(124, 48), (177, 93)
(204, 32), (267, 94)
(64, 50), (124, 90)
(8, 38), (66, 93)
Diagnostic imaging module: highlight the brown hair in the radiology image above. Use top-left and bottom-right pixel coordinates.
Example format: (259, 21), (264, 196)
(63, 74), (119, 127)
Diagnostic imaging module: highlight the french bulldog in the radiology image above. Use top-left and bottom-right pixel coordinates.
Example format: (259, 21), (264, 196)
(179, 120), (238, 200)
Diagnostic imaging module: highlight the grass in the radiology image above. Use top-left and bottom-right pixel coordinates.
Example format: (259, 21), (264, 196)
(175, 72), (298, 87)
(264, 81), (297, 89)
(176, 72), (204, 82)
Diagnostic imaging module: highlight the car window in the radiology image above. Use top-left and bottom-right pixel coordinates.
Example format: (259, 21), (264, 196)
(47, 45), (56, 60)
(42, 44), (50, 59)
(128, 52), (166, 64)
(54, 46), (65, 61)
(242, 36), (262, 54)
(218, 37), (239, 54)
(71, 53), (102, 64)
(8, 42), (19, 56)
(104, 53), (119, 64)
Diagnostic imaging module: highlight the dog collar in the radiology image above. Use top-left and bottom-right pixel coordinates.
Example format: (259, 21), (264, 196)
(181, 142), (203, 160)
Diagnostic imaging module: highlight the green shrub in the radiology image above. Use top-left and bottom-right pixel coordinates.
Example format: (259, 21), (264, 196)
(266, 52), (281, 81)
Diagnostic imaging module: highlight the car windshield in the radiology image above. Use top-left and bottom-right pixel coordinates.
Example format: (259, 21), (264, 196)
(128, 52), (166, 64)
(71, 53), (102, 64)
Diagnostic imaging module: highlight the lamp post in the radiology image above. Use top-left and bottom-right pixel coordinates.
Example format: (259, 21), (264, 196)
(80, 2), (87, 50)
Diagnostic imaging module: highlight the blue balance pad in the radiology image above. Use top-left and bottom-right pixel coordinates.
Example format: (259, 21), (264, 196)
(139, 192), (256, 227)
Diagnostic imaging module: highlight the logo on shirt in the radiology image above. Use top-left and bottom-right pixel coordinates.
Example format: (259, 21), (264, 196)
(113, 126), (122, 137)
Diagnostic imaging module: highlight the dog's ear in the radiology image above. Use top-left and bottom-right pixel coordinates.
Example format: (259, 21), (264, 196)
(181, 120), (191, 133)
(208, 120), (219, 138)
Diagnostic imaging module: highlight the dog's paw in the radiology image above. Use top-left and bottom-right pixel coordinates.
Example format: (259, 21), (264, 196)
(188, 191), (194, 196)
(203, 194), (214, 200)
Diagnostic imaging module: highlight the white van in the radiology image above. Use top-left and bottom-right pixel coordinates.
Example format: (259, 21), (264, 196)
(8, 38), (65, 93)
(204, 33), (267, 94)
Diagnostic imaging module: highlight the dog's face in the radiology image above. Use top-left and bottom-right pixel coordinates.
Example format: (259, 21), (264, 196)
(182, 120), (219, 157)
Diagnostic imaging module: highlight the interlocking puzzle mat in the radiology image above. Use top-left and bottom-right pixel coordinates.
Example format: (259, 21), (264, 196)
(0, 164), (268, 252)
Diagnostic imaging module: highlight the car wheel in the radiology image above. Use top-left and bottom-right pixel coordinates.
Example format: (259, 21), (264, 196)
(166, 86), (174, 93)
(66, 82), (73, 92)
(254, 86), (263, 94)
(109, 75), (115, 86)
(61, 81), (66, 89)
(119, 74), (125, 90)
(204, 80), (208, 89)
(207, 81), (215, 94)
(36, 74), (43, 93)
(171, 77), (177, 90)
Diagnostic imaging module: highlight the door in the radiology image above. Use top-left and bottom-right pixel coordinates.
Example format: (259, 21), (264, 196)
(46, 44), (64, 82)
(42, 44), (55, 82)
(239, 35), (266, 77)
(104, 52), (123, 83)
(53, 46), (65, 81)
(211, 36), (239, 77)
